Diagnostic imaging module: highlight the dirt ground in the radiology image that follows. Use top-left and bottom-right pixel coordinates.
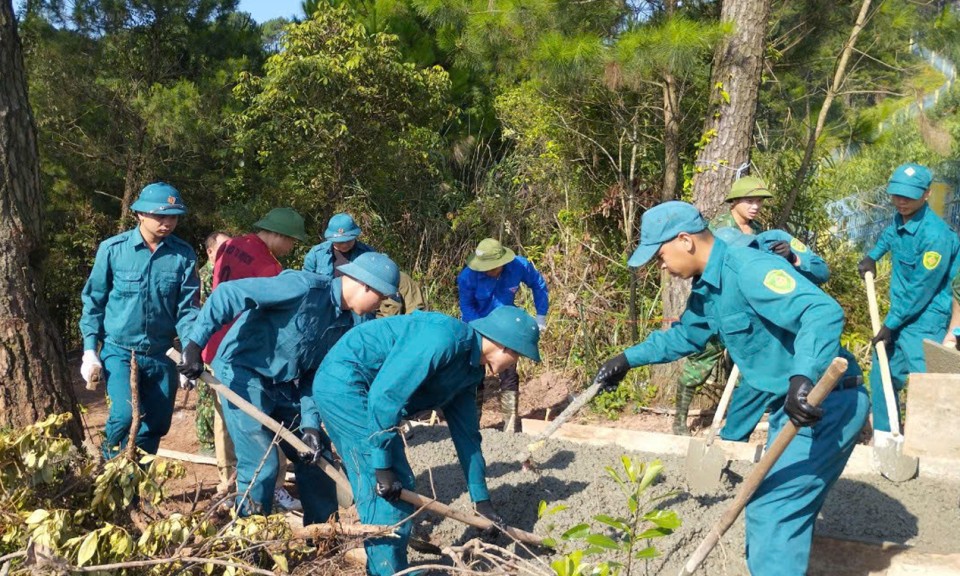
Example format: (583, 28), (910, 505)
(73, 367), (960, 575)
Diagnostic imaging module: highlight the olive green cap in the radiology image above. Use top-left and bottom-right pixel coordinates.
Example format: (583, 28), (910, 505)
(725, 176), (773, 202)
(254, 207), (307, 242)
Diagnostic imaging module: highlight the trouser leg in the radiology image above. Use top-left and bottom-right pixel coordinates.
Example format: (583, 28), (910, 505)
(744, 387), (868, 575)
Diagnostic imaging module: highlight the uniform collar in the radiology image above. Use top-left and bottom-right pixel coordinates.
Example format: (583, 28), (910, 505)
(895, 203), (928, 234)
(698, 237), (727, 289)
(470, 331), (484, 367)
(131, 227), (168, 251)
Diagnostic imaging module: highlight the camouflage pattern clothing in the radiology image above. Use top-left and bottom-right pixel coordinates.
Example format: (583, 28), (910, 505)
(196, 260), (216, 450)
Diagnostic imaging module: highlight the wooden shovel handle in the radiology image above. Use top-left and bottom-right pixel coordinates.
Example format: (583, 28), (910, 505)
(399, 490), (544, 546)
(518, 377), (604, 463)
(864, 272), (902, 436)
(679, 356), (848, 576)
(705, 364), (739, 446)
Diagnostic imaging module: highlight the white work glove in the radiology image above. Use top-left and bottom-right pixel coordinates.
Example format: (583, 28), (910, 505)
(178, 373), (196, 391)
(536, 315), (547, 332)
(80, 350), (102, 384)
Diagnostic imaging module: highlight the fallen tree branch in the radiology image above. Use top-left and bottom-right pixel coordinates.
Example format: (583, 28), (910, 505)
(293, 523), (398, 540)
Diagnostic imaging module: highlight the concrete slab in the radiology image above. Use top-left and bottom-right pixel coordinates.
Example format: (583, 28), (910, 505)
(922, 340), (960, 375)
(809, 537), (960, 575)
(904, 373), (960, 460)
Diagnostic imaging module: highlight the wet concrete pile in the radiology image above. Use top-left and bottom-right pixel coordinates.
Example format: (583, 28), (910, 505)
(403, 426), (960, 574)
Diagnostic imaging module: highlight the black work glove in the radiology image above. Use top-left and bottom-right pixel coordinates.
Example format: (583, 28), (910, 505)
(177, 340), (204, 380)
(375, 468), (403, 501)
(769, 241), (796, 264)
(475, 499), (505, 538)
(871, 325), (893, 349)
(857, 257), (876, 279)
(596, 354), (631, 394)
(301, 428), (323, 464)
(784, 375), (823, 427)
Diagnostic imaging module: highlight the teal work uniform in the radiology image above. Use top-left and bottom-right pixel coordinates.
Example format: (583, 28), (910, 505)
(186, 270), (362, 524)
(80, 228), (200, 459)
(718, 229), (833, 442)
(866, 203), (960, 431)
(308, 312), (489, 576)
(624, 238), (868, 576)
(302, 240), (374, 278)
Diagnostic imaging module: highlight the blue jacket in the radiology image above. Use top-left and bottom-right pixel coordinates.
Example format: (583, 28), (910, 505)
(867, 203), (960, 331)
(311, 311), (490, 501)
(755, 230), (830, 285)
(187, 271), (362, 385)
(80, 228), (200, 354)
(457, 256), (549, 322)
(624, 239), (844, 396)
(302, 240), (375, 277)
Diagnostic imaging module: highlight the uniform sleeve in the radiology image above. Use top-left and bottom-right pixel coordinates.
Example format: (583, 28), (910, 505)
(867, 225), (894, 262)
(737, 266), (843, 382)
(302, 246), (318, 274)
(521, 259), (550, 316)
(187, 274), (307, 347)
(299, 369), (320, 430)
(442, 387), (490, 502)
(793, 249), (830, 285)
(79, 242), (112, 351)
(457, 270), (482, 323)
(175, 255), (202, 345)
(365, 327), (453, 469)
(885, 236), (957, 331)
(623, 293), (714, 367)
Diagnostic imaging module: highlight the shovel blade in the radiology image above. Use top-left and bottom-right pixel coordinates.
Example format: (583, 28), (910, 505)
(872, 434), (918, 483)
(685, 438), (727, 494)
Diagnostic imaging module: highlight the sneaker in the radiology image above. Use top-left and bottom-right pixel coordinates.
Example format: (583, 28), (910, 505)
(274, 487), (302, 512)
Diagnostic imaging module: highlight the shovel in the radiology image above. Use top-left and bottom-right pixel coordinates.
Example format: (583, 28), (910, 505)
(165, 349), (544, 545)
(684, 364), (739, 493)
(678, 356), (847, 575)
(864, 272), (918, 482)
(518, 376), (603, 471)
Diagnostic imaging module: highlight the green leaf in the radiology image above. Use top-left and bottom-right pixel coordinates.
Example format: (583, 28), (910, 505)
(77, 531), (99, 566)
(272, 553), (289, 573)
(25, 509), (50, 525)
(638, 459), (663, 491)
(585, 534), (619, 550)
(643, 510), (681, 530)
(593, 514), (629, 532)
(636, 526), (672, 539)
(561, 523), (592, 540)
(633, 545), (660, 559)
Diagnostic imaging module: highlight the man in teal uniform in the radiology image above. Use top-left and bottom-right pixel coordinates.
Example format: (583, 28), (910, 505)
(673, 176), (772, 435)
(713, 226), (842, 442)
(80, 182), (201, 460)
(858, 163), (960, 433)
(595, 201), (868, 576)
(307, 306), (541, 576)
(177, 252), (400, 524)
(303, 213), (375, 277)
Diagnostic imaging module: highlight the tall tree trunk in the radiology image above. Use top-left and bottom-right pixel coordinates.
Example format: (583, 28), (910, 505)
(119, 127), (146, 230)
(775, 0), (872, 227)
(0, 0), (82, 442)
(660, 0), (680, 203)
(651, 0), (771, 395)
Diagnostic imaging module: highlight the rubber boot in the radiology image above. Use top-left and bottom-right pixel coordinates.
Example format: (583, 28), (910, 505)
(500, 390), (519, 434)
(673, 384), (694, 436)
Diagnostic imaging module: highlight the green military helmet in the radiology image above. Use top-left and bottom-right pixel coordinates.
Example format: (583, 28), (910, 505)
(469, 305), (542, 362)
(725, 176), (774, 202)
(254, 207), (307, 242)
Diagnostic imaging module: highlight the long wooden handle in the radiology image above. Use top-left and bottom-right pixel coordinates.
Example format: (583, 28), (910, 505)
(705, 365), (739, 447)
(864, 272), (901, 437)
(518, 378), (604, 463)
(399, 490), (544, 546)
(679, 357), (847, 576)
(165, 348), (354, 497)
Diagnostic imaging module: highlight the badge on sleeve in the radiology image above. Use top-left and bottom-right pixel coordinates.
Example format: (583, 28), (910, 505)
(763, 269), (796, 295)
(923, 251), (942, 270)
(789, 238), (808, 253)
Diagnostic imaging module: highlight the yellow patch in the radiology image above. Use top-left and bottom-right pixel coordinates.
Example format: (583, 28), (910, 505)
(789, 237), (808, 253)
(923, 251), (942, 270)
(763, 269), (796, 295)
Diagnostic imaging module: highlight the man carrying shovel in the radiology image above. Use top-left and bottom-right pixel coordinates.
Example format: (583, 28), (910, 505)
(176, 252), (400, 524)
(858, 163), (960, 435)
(305, 305), (541, 576)
(594, 201), (868, 576)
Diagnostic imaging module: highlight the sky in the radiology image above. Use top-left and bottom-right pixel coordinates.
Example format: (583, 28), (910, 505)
(238, 0), (305, 23)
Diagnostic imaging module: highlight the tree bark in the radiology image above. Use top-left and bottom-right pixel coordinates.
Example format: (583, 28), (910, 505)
(775, 0), (872, 227)
(651, 0), (771, 394)
(0, 0), (83, 442)
(660, 0), (680, 203)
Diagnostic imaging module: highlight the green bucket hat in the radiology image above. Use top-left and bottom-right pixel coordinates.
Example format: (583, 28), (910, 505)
(725, 176), (774, 202)
(469, 305), (541, 362)
(467, 238), (516, 272)
(254, 208), (307, 242)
